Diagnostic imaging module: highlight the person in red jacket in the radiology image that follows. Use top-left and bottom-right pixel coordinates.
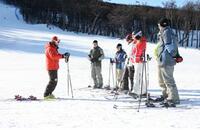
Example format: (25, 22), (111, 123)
(128, 31), (147, 96)
(44, 36), (69, 99)
(130, 32), (146, 63)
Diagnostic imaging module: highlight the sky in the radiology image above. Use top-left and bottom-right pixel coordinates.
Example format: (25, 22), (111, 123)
(103, 0), (193, 7)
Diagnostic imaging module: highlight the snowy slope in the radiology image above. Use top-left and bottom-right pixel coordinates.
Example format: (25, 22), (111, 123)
(1, 2), (200, 130)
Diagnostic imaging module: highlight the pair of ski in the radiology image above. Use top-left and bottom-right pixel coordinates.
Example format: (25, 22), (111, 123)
(15, 95), (38, 101)
(113, 102), (190, 110)
(112, 98), (191, 110)
(14, 95), (71, 101)
(105, 92), (190, 109)
(106, 94), (157, 109)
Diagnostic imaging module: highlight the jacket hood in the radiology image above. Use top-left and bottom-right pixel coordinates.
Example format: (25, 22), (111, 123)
(45, 42), (51, 49)
(45, 42), (58, 49)
(160, 26), (170, 33)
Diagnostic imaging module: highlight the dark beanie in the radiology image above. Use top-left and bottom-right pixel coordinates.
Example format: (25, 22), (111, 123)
(158, 18), (170, 27)
(116, 43), (122, 48)
(93, 40), (98, 43)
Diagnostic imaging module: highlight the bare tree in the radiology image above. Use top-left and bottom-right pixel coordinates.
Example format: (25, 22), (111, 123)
(162, 0), (177, 26)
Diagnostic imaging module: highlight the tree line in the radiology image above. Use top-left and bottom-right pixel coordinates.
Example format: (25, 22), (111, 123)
(2, 0), (200, 48)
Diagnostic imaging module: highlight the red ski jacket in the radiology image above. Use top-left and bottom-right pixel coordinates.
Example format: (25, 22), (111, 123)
(131, 37), (147, 63)
(45, 42), (63, 70)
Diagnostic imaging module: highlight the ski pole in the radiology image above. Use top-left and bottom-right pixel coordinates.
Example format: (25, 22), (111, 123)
(65, 56), (73, 98)
(118, 57), (129, 89)
(88, 63), (92, 88)
(114, 57), (129, 99)
(145, 54), (149, 104)
(115, 62), (118, 89)
(137, 52), (146, 112)
(108, 61), (111, 88)
(111, 62), (115, 88)
(137, 64), (145, 112)
(67, 62), (74, 98)
(143, 54), (155, 107)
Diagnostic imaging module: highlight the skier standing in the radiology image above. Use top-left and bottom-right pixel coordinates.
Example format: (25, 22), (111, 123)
(110, 43), (127, 90)
(155, 18), (180, 107)
(88, 40), (104, 89)
(44, 36), (69, 99)
(120, 34), (135, 93)
(128, 31), (147, 96)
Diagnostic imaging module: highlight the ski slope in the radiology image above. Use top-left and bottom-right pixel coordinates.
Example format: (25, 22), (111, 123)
(0, 2), (200, 130)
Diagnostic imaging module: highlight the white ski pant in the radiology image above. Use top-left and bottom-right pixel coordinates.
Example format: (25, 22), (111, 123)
(132, 63), (147, 95)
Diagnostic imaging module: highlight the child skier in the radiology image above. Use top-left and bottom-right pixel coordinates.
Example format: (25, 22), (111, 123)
(110, 43), (127, 90)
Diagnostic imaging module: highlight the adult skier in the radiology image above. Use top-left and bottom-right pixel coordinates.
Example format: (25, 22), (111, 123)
(44, 36), (69, 99)
(128, 31), (147, 96)
(88, 40), (104, 89)
(155, 18), (180, 107)
(120, 33), (135, 93)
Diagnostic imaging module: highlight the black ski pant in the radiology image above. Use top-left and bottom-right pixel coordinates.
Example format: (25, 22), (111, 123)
(44, 70), (58, 97)
(121, 65), (135, 91)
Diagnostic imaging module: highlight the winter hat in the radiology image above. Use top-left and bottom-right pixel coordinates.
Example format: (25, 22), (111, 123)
(158, 18), (170, 27)
(125, 34), (133, 43)
(134, 31), (142, 40)
(52, 36), (60, 43)
(93, 40), (98, 44)
(116, 43), (122, 48)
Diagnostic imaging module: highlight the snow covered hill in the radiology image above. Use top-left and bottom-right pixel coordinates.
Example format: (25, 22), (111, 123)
(0, 2), (200, 130)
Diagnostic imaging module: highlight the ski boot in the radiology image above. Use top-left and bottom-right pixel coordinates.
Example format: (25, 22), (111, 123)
(145, 101), (156, 107)
(104, 85), (111, 90)
(128, 92), (138, 99)
(44, 94), (56, 100)
(160, 100), (176, 108)
(154, 95), (165, 102)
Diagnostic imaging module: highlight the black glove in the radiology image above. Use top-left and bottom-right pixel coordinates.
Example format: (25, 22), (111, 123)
(63, 52), (70, 58)
(91, 57), (98, 63)
(147, 54), (152, 61)
(90, 58), (95, 63)
(110, 58), (114, 64)
(63, 52), (70, 62)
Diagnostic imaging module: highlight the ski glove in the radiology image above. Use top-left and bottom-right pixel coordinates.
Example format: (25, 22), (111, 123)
(63, 52), (70, 58)
(63, 52), (70, 62)
(91, 57), (98, 63)
(110, 58), (114, 64)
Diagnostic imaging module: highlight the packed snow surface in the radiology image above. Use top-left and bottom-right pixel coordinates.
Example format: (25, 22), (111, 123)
(0, 2), (200, 130)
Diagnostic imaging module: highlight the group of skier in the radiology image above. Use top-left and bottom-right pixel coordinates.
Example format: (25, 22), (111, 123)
(44, 17), (180, 107)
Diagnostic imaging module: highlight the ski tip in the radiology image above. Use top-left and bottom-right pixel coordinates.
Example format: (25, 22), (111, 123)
(145, 102), (156, 108)
(113, 104), (118, 109)
(14, 95), (38, 101)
